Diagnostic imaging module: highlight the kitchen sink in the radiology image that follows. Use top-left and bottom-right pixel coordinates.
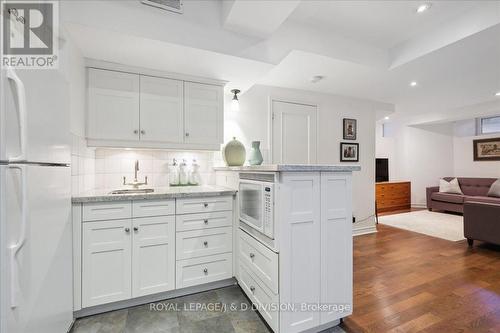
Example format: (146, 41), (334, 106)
(110, 188), (155, 195)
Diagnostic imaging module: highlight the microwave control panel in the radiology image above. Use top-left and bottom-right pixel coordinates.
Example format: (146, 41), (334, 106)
(263, 185), (274, 237)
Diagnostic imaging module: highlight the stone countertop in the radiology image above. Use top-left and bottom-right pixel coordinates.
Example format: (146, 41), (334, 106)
(213, 164), (361, 172)
(72, 185), (237, 203)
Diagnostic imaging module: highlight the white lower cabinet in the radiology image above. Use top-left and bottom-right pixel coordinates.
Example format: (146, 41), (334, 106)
(132, 216), (175, 297)
(82, 219), (132, 308)
(78, 196), (233, 309)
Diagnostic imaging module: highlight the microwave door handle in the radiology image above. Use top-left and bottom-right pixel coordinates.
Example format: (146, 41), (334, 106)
(8, 165), (27, 308)
(6, 68), (27, 162)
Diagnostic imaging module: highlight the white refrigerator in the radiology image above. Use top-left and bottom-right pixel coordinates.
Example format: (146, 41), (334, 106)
(0, 67), (73, 333)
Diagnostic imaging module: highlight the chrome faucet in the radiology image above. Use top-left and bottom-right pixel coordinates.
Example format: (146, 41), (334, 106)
(123, 160), (148, 188)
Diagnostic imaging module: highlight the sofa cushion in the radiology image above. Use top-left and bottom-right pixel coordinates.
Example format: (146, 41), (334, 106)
(464, 196), (500, 205)
(431, 192), (464, 204)
(439, 178), (463, 195)
(487, 179), (500, 198)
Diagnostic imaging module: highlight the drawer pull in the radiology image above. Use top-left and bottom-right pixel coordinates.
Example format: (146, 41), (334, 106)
(203, 241), (208, 246)
(203, 268), (208, 274)
(250, 286), (255, 293)
(249, 253), (255, 259)
(204, 219), (208, 224)
(125, 228), (130, 233)
(133, 227), (139, 232)
(203, 203), (208, 208)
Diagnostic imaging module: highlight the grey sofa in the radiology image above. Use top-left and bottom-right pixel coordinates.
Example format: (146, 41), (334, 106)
(426, 177), (500, 213)
(464, 201), (500, 246)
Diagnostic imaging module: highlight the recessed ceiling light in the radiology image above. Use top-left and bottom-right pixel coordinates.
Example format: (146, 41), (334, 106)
(496, 92), (500, 96)
(416, 3), (431, 13)
(310, 75), (325, 83)
(384, 116), (390, 120)
(410, 81), (418, 87)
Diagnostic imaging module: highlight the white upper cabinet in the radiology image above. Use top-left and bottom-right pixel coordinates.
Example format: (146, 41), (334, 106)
(184, 82), (223, 146)
(87, 67), (224, 150)
(87, 69), (140, 141)
(139, 76), (184, 143)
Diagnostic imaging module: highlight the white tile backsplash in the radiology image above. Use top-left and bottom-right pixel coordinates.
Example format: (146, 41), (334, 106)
(71, 133), (96, 195)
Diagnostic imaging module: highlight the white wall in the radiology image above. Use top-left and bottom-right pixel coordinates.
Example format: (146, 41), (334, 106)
(222, 84), (383, 235)
(453, 119), (500, 178)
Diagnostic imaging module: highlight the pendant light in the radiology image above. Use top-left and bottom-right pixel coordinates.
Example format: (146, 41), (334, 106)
(231, 89), (240, 112)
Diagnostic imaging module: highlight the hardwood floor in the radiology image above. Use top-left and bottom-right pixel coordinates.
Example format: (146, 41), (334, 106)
(342, 224), (500, 333)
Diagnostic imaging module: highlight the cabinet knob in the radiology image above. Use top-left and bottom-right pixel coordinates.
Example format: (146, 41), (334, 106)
(133, 130), (138, 134)
(250, 286), (255, 292)
(140, 130), (145, 135)
(203, 241), (208, 246)
(203, 203), (208, 208)
(185, 132), (190, 137)
(249, 253), (255, 258)
(204, 219), (208, 224)
(125, 228), (130, 233)
(203, 268), (208, 274)
(134, 227), (139, 232)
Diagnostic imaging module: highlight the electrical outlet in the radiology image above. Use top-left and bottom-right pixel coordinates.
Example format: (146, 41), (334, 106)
(352, 216), (356, 223)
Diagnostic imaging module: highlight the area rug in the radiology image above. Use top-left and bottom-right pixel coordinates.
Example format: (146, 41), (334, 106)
(378, 210), (465, 241)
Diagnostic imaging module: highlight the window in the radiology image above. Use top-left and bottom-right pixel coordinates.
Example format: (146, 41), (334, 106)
(477, 116), (500, 135)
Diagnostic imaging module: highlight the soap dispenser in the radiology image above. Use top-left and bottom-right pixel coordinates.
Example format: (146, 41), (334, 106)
(169, 159), (179, 186)
(189, 159), (201, 185)
(179, 159), (189, 185)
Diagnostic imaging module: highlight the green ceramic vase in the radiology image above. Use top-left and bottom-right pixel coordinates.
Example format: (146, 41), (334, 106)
(222, 137), (246, 166)
(248, 141), (263, 165)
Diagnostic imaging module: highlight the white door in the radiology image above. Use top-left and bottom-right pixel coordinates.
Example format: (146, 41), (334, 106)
(1, 165), (73, 333)
(87, 69), (140, 141)
(272, 101), (317, 164)
(132, 216), (175, 297)
(82, 219), (132, 307)
(320, 173), (353, 324)
(280, 172), (321, 333)
(184, 82), (223, 145)
(139, 76), (184, 143)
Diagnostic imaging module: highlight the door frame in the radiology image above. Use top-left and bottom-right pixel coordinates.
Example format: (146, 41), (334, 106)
(268, 97), (319, 164)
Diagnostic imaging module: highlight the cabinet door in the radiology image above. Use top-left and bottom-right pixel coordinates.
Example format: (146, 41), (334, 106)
(320, 173), (353, 324)
(88, 69), (140, 141)
(139, 76), (184, 143)
(280, 173), (321, 333)
(82, 219), (132, 307)
(184, 82), (223, 145)
(132, 216), (175, 297)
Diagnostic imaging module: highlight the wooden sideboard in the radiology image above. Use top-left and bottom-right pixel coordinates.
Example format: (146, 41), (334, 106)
(376, 181), (411, 213)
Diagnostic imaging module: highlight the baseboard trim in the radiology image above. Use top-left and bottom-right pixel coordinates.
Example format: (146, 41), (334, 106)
(74, 278), (237, 318)
(411, 203), (427, 208)
(302, 319), (342, 333)
(353, 225), (377, 236)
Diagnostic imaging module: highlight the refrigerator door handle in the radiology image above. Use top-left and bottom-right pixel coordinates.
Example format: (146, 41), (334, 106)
(6, 67), (27, 162)
(8, 164), (27, 308)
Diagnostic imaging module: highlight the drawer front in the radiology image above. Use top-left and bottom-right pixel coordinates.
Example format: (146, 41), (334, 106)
(176, 196), (232, 215)
(132, 200), (175, 218)
(176, 253), (232, 288)
(239, 230), (279, 294)
(176, 226), (232, 260)
(83, 202), (132, 222)
(176, 211), (232, 232)
(239, 262), (279, 333)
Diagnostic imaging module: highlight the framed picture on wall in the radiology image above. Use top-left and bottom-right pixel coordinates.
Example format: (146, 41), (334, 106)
(340, 142), (359, 162)
(343, 118), (357, 140)
(473, 137), (500, 161)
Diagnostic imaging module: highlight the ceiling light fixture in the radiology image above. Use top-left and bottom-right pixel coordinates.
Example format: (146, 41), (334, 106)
(416, 3), (431, 13)
(496, 92), (500, 96)
(230, 89), (240, 112)
(410, 81), (418, 87)
(310, 75), (325, 83)
(384, 116), (390, 120)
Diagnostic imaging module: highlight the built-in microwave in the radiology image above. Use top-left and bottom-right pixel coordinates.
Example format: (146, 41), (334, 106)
(239, 173), (275, 239)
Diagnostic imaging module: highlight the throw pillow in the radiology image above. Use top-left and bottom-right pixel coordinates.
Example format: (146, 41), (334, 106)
(487, 179), (500, 198)
(439, 178), (463, 195)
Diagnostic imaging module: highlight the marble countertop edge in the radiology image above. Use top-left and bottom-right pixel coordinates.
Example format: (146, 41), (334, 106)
(213, 164), (361, 172)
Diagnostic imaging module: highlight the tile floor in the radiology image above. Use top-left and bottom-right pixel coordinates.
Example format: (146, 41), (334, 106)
(71, 285), (346, 333)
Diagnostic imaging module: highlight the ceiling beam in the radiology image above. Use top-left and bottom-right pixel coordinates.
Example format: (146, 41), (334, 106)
(222, 0), (301, 38)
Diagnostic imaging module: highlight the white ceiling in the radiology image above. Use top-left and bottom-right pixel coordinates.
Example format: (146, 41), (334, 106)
(62, 0), (500, 123)
(288, 1), (479, 49)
